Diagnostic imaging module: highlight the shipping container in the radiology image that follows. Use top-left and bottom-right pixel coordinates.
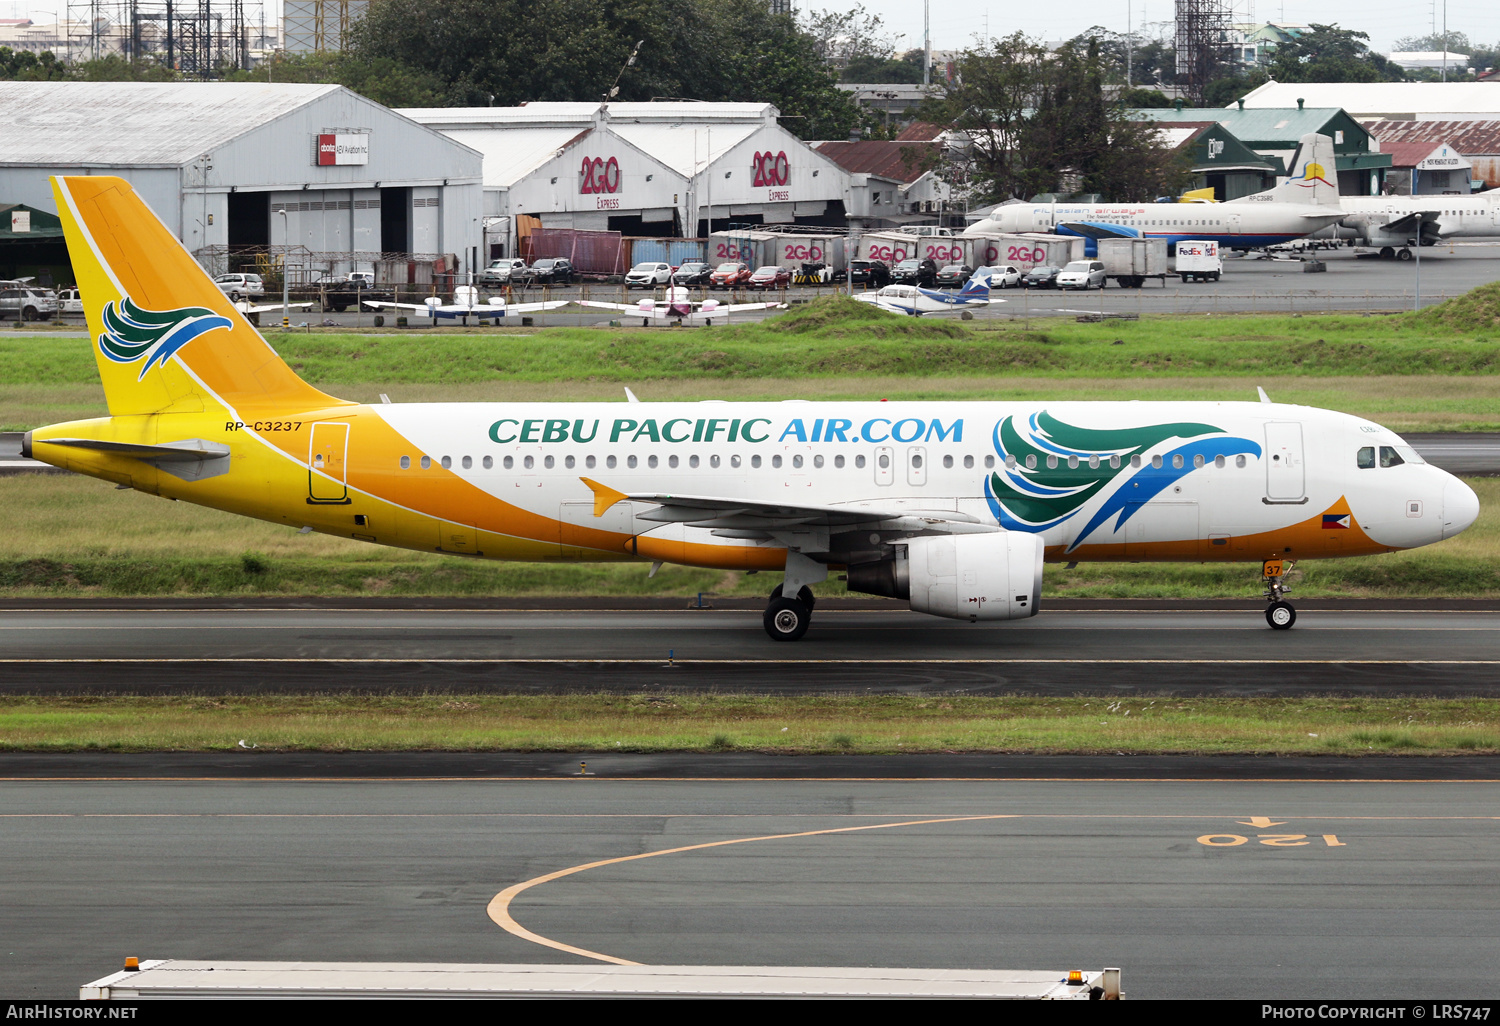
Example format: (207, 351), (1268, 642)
(628, 238), (709, 268)
(708, 231), (778, 270)
(772, 235), (846, 272)
(967, 233), (1084, 272)
(854, 232), (973, 266)
(1095, 237), (1170, 288)
(529, 228), (627, 276)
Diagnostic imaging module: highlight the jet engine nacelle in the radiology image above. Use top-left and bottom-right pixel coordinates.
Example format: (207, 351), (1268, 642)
(846, 532), (1043, 621)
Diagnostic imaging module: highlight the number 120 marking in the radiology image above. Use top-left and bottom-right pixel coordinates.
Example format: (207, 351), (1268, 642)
(1197, 834), (1346, 847)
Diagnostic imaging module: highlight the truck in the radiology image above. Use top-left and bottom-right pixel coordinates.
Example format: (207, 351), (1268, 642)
(82, 959), (1123, 1000)
(1095, 237), (1170, 288)
(311, 272), (395, 312)
(966, 233), (1084, 273)
(1174, 239), (1223, 283)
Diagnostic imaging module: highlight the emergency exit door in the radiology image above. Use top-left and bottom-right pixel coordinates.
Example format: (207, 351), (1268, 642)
(307, 421), (350, 504)
(1264, 422), (1306, 502)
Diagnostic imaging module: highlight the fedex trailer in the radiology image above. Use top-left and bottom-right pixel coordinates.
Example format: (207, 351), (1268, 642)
(1174, 239), (1222, 283)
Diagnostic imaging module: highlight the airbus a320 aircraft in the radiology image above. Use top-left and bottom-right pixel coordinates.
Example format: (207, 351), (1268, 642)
(27, 176), (1479, 640)
(577, 284), (783, 326)
(967, 132), (1345, 250)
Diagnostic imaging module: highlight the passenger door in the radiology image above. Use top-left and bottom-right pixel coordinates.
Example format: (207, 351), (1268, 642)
(1264, 422), (1307, 502)
(307, 421), (350, 504)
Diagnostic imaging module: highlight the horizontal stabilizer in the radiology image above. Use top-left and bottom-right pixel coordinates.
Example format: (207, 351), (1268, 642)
(43, 437), (230, 462)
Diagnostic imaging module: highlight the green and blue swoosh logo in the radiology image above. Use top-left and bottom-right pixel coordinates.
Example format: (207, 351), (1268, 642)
(985, 412), (1261, 552)
(97, 298), (232, 380)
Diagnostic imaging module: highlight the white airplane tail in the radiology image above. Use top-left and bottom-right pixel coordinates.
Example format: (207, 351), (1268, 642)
(1261, 133), (1341, 207)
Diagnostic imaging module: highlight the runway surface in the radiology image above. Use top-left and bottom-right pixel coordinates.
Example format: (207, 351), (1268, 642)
(3, 771), (1497, 999)
(3, 607), (1498, 695)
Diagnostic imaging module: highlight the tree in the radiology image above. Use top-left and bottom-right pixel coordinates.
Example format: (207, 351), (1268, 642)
(1120, 86), (1174, 108)
(1202, 68), (1268, 108)
(1265, 23), (1406, 82)
(800, 3), (894, 64)
(0, 47), (69, 80)
(225, 51), (447, 107)
(841, 50), (924, 84)
(920, 33), (1190, 203)
(1392, 31), (1474, 54)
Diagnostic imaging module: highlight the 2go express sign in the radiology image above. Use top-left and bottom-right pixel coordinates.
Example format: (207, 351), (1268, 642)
(579, 156), (622, 195)
(751, 150), (791, 188)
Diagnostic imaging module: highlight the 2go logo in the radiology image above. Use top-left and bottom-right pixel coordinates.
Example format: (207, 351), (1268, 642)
(752, 150), (790, 188)
(924, 243), (965, 263)
(580, 156), (621, 195)
(865, 244), (910, 262)
(781, 244), (825, 261)
(715, 242), (752, 260)
(985, 243), (1047, 264)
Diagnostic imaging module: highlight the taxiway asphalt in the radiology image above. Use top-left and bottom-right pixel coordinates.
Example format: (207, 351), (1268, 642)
(2, 607), (1498, 695)
(3, 770), (1497, 1000)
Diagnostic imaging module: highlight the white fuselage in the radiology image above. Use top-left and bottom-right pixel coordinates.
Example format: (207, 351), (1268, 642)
(968, 199), (1343, 250)
(1338, 193), (1500, 244)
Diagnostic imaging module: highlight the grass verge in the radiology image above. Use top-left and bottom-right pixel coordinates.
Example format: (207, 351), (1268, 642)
(3, 694), (1496, 756)
(1, 475), (1497, 598)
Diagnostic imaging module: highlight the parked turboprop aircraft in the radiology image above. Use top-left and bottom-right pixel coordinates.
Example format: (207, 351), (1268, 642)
(853, 277), (994, 316)
(1333, 193), (1500, 257)
(231, 299), (313, 326)
(366, 284), (566, 325)
(577, 285), (783, 325)
(966, 133), (1345, 251)
(28, 176), (1479, 640)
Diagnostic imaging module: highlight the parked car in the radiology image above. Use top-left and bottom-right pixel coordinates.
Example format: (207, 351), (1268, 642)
(55, 287), (85, 315)
(477, 258), (526, 287)
(518, 258), (575, 285)
(312, 273), (394, 312)
(625, 261), (674, 289)
(1022, 265), (1063, 289)
(0, 286), (58, 321)
(673, 261), (712, 285)
(973, 265), (1022, 289)
(1056, 259), (1108, 290)
(892, 258), (938, 288)
(747, 265), (791, 290)
(849, 260), (890, 288)
(935, 263), (975, 288)
(709, 262), (751, 289)
(212, 272), (265, 300)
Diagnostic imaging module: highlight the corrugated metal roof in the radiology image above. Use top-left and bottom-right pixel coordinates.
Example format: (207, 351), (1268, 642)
(1139, 106), (1351, 143)
(1377, 140), (1469, 168)
(1238, 81), (1500, 117)
(813, 140), (937, 183)
(896, 121), (947, 141)
(1367, 119), (1500, 155)
(440, 127), (594, 188)
(609, 122), (758, 178)
(0, 82), (340, 166)
(400, 102), (774, 129)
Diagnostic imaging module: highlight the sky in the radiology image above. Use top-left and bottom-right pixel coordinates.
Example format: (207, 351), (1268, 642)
(5, 1), (1498, 55)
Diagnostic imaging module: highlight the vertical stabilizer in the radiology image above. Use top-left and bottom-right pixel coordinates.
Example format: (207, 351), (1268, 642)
(1264, 133), (1341, 207)
(51, 175), (347, 418)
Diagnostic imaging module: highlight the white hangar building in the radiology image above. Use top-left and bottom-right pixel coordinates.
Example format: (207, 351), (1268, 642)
(401, 102), (850, 258)
(0, 82), (485, 279)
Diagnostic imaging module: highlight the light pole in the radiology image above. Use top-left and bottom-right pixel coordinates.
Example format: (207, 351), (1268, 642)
(277, 208), (289, 330)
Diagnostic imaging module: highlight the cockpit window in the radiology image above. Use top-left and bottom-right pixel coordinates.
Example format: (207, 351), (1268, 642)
(1395, 445), (1426, 465)
(1357, 446), (1375, 469)
(1379, 445), (1404, 468)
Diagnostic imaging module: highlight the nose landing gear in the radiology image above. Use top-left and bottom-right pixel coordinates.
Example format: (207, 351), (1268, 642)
(1262, 558), (1297, 629)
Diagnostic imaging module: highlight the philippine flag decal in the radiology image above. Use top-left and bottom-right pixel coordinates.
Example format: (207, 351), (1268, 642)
(1322, 513), (1352, 530)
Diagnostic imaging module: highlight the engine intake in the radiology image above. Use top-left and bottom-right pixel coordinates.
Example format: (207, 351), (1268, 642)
(847, 533), (1043, 621)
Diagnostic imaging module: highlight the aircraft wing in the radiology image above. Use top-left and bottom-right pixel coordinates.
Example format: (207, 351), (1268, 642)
(683, 302), (785, 321)
(235, 301), (313, 314)
(1377, 211), (1440, 235)
(363, 301), (434, 312)
(490, 300), (570, 315)
(1056, 220), (1137, 240)
(576, 300), (656, 315)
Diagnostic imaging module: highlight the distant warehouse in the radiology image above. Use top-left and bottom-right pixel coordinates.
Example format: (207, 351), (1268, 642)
(401, 102), (850, 261)
(0, 82), (484, 284)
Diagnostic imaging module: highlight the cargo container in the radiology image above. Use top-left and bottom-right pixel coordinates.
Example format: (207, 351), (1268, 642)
(1095, 237), (1170, 288)
(772, 235), (846, 274)
(708, 231), (779, 270)
(627, 238), (708, 268)
(857, 232), (976, 268)
(967, 233), (1084, 272)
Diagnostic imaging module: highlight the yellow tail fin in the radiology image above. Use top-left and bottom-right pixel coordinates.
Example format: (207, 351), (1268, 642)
(51, 175), (347, 417)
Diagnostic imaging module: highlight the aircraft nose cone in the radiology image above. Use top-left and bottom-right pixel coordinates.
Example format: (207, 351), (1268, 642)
(1443, 477), (1480, 539)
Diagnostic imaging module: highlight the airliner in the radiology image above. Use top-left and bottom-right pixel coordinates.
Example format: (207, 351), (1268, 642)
(24, 175), (1478, 640)
(966, 133), (1345, 251)
(1333, 192), (1500, 257)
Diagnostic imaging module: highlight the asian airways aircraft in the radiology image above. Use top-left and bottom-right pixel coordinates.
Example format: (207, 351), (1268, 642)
(27, 175), (1479, 640)
(854, 277), (995, 316)
(1332, 192), (1500, 257)
(577, 284), (784, 326)
(966, 133), (1345, 251)
(366, 284), (566, 325)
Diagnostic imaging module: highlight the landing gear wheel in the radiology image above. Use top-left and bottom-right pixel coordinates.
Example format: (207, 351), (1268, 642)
(1266, 601), (1296, 630)
(769, 583), (816, 608)
(1379, 247), (1395, 260)
(764, 597), (811, 641)
(1397, 248), (1414, 262)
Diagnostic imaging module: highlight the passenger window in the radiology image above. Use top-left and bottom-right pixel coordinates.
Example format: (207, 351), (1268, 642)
(1379, 445), (1404, 468)
(1088, 455), (1099, 469)
(1131, 455), (1142, 468)
(690, 455), (701, 468)
(710, 455), (721, 468)
(792, 455), (803, 468)
(1109, 455), (1120, 469)
(524, 455), (534, 469)
(752, 455), (762, 468)
(420, 456), (431, 469)
(943, 455), (954, 468)
(669, 455), (679, 468)
(648, 455), (658, 468)
(483, 456), (493, 470)
(834, 455), (845, 468)
(1172, 454), (1184, 469)
(813, 455), (824, 468)
(855, 455), (866, 468)
(565, 455), (575, 469)
(1357, 446), (1376, 469)
(772, 455), (783, 468)
(1214, 455), (1224, 468)
(628, 455), (638, 468)
(504, 455), (514, 470)
(1025, 455), (1037, 469)
(1192, 454), (1204, 468)
(1046, 455), (1057, 469)
(1151, 455), (1162, 468)
(399, 455), (410, 469)
(606, 455), (617, 469)
(731, 454), (742, 468)
(1235, 455), (1246, 468)
(878, 453), (890, 469)
(441, 456), (452, 469)
(911, 454), (922, 469)
(544, 455), (555, 469)
(963, 455), (974, 469)
(461, 455), (472, 470)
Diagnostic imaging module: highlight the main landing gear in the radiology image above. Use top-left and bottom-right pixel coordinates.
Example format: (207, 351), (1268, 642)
(762, 551), (828, 641)
(1262, 557), (1297, 630)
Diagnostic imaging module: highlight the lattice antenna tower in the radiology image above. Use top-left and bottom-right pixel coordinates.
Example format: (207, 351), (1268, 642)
(283, 1), (370, 53)
(66, 0), (262, 75)
(1174, 0), (1234, 105)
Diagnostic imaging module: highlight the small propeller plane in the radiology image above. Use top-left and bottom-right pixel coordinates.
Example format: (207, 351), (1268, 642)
(366, 284), (567, 326)
(231, 299), (314, 326)
(577, 284), (784, 326)
(852, 276), (996, 316)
